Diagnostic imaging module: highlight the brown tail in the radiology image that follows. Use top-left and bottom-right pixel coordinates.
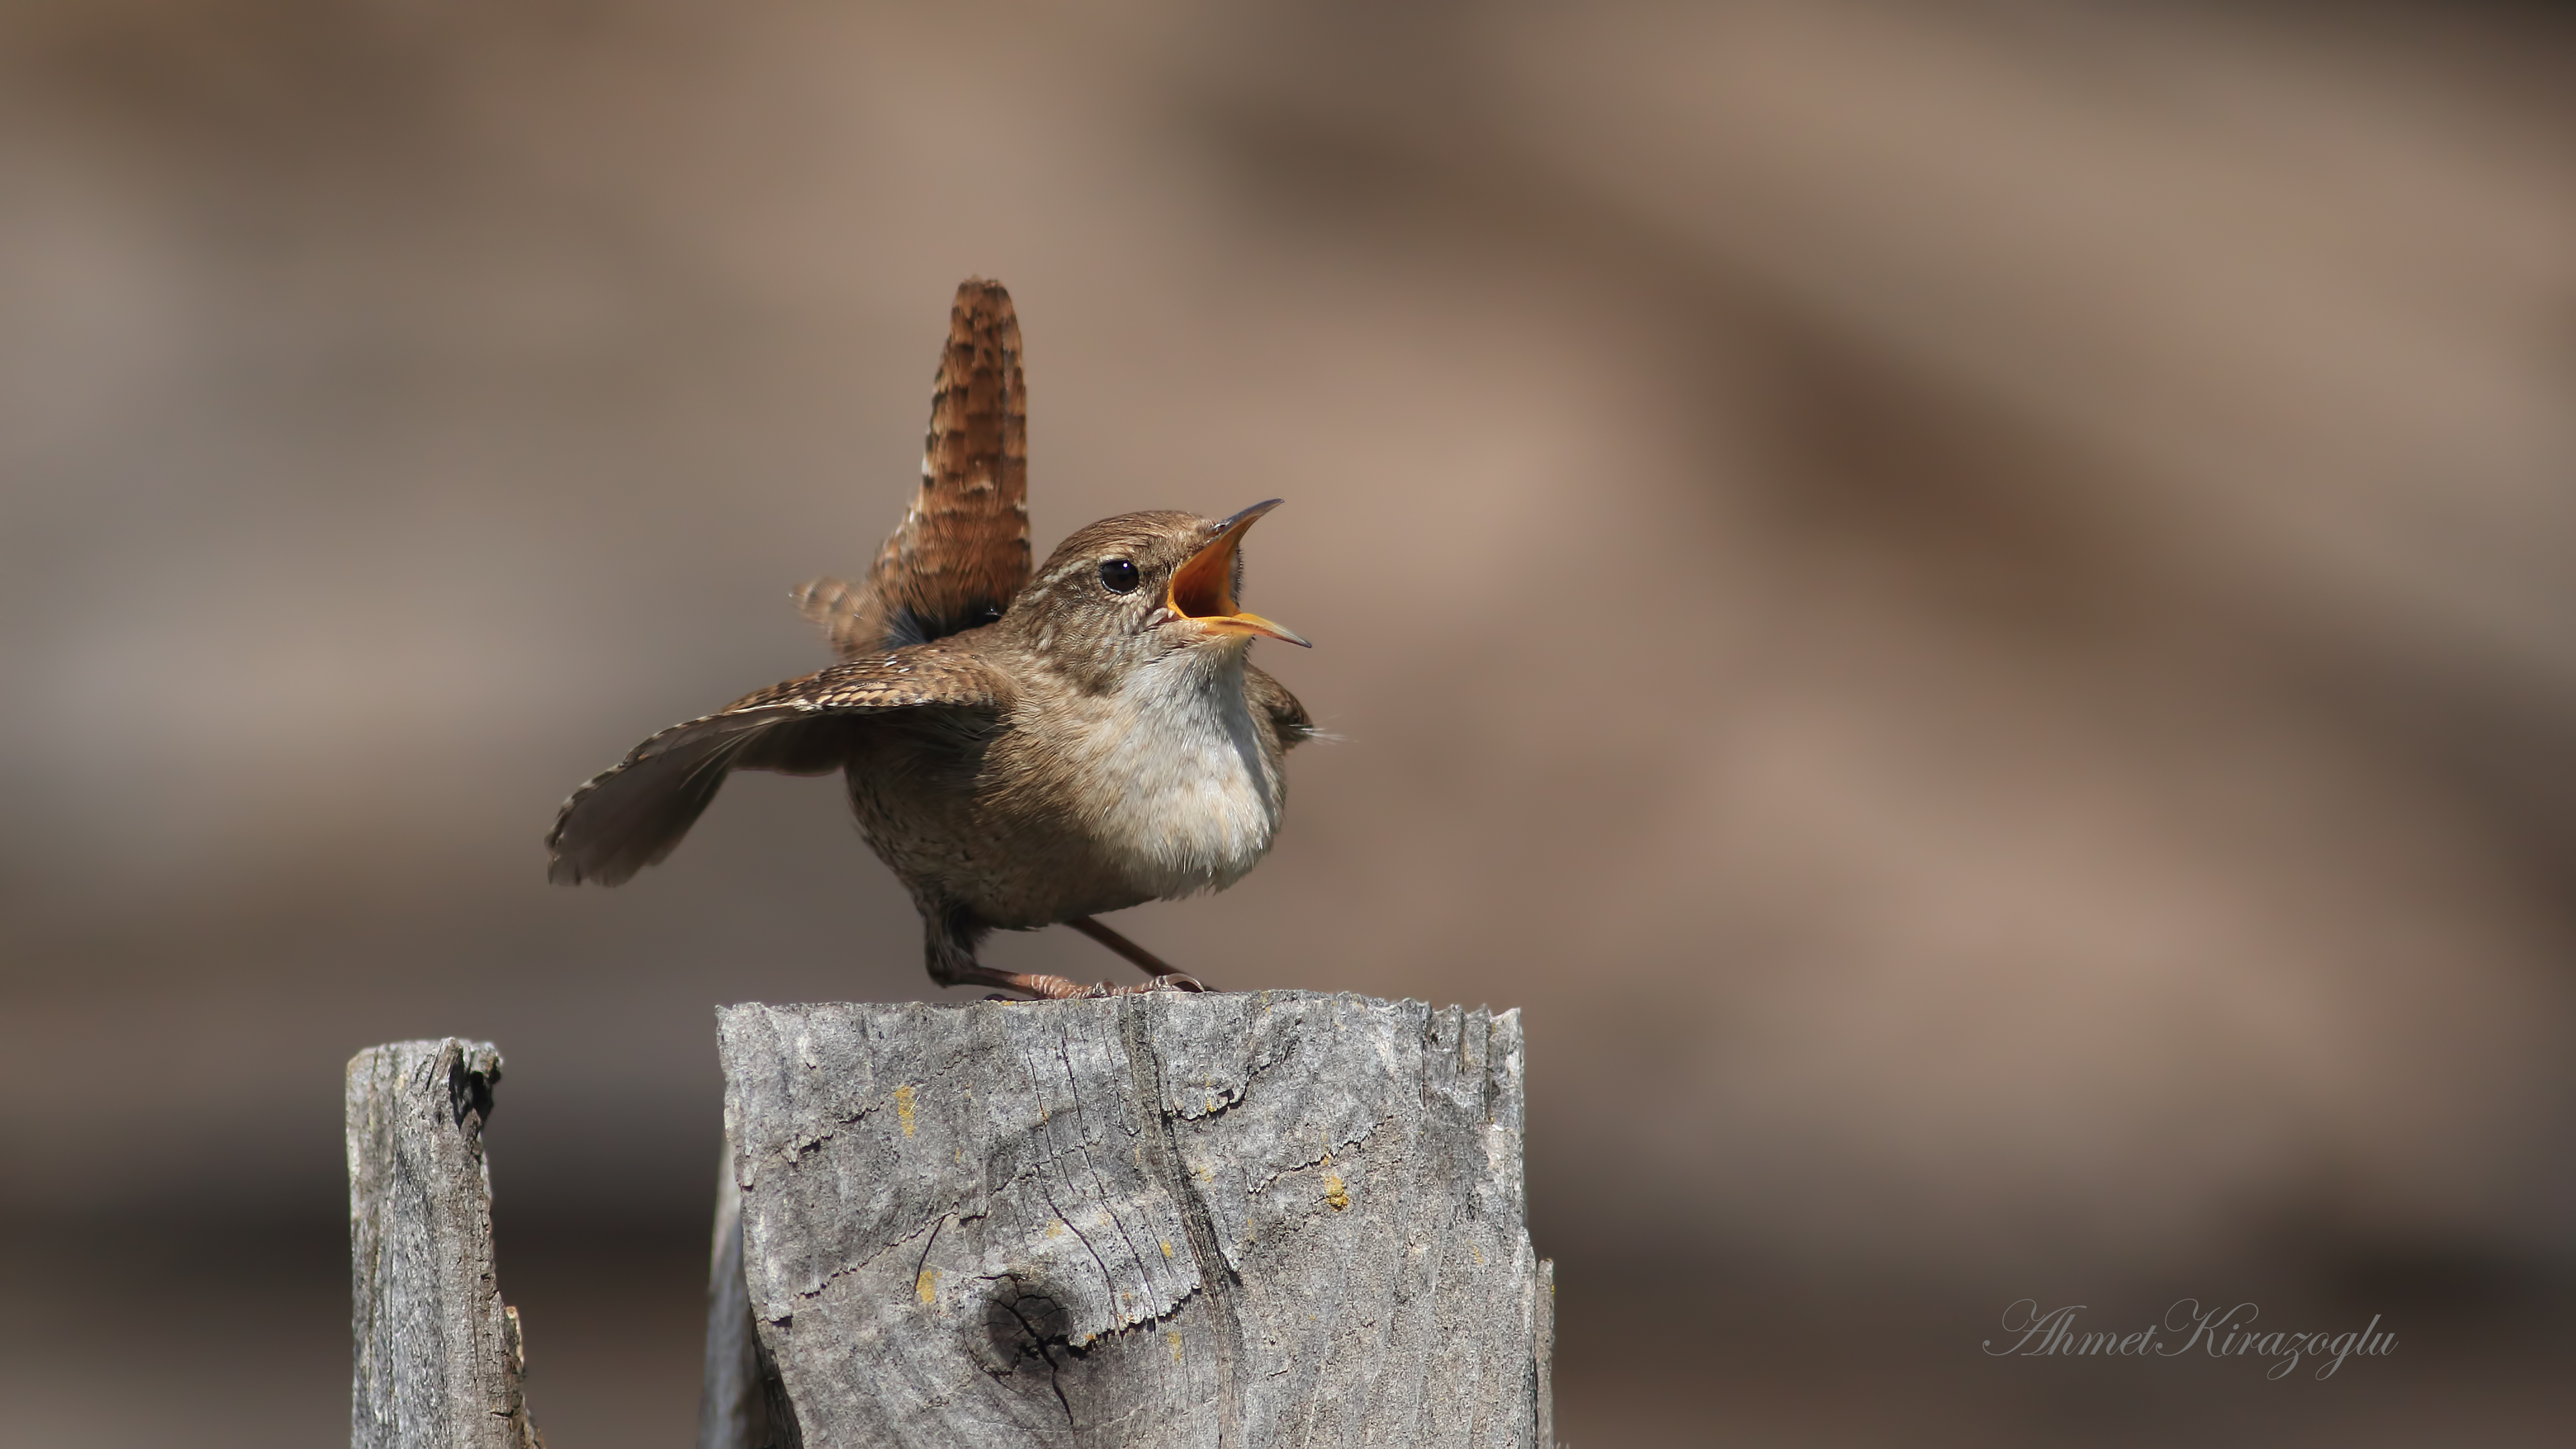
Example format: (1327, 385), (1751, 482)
(799, 278), (1032, 654)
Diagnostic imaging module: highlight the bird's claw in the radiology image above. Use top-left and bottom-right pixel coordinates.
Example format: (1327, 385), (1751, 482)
(977, 971), (1209, 1000)
(1077, 973), (1207, 998)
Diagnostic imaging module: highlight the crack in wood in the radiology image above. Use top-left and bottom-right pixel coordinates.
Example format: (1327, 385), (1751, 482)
(1119, 996), (1248, 1448)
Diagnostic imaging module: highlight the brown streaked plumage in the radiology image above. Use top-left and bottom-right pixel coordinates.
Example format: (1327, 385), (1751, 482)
(794, 278), (1031, 655)
(547, 279), (1314, 999)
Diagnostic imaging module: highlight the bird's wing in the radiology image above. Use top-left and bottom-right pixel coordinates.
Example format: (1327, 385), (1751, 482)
(1244, 661), (1316, 751)
(547, 645), (1014, 886)
(796, 278), (1032, 655)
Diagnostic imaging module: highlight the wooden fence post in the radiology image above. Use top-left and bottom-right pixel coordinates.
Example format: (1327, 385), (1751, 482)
(714, 992), (1552, 1448)
(349, 996), (1552, 1449)
(346, 1038), (543, 1449)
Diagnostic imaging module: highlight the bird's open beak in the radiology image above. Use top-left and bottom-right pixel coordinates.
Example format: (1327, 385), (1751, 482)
(1165, 498), (1311, 647)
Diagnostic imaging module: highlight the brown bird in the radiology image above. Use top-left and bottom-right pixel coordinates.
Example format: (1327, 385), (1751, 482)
(546, 278), (1313, 999)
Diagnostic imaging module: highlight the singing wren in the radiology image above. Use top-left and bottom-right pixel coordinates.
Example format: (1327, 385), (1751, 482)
(545, 278), (1313, 998)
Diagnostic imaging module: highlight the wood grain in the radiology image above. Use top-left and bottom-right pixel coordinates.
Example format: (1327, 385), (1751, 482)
(346, 1039), (542, 1449)
(716, 993), (1552, 1448)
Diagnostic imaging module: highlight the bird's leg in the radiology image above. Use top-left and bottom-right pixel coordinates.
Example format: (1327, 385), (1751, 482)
(1065, 916), (1206, 991)
(922, 904), (1195, 1000)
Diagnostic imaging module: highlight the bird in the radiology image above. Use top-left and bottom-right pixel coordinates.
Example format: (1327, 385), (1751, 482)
(545, 278), (1314, 999)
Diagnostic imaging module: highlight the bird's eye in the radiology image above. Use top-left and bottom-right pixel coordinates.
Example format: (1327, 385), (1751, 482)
(1099, 559), (1140, 594)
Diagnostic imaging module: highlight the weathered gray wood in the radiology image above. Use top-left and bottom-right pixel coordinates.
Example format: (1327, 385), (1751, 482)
(700, 1155), (759, 1449)
(717, 992), (1552, 1448)
(700, 1147), (801, 1449)
(1534, 1257), (1554, 1449)
(347, 1039), (542, 1449)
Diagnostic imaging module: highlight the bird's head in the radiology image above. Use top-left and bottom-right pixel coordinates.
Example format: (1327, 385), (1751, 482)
(1007, 500), (1308, 684)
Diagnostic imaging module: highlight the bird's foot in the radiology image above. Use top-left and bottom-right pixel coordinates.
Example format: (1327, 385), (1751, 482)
(950, 965), (1206, 1000)
(1047, 974), (1207, 998)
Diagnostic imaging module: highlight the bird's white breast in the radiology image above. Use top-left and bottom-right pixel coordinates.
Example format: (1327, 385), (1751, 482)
(1054, 649), (1282, 902)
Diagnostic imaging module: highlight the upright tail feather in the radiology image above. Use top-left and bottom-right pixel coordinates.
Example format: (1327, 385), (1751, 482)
(802, 278), (1032, 655)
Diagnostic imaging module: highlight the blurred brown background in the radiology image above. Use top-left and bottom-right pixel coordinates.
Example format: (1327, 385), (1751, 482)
(4, 0), (2573, 1443)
